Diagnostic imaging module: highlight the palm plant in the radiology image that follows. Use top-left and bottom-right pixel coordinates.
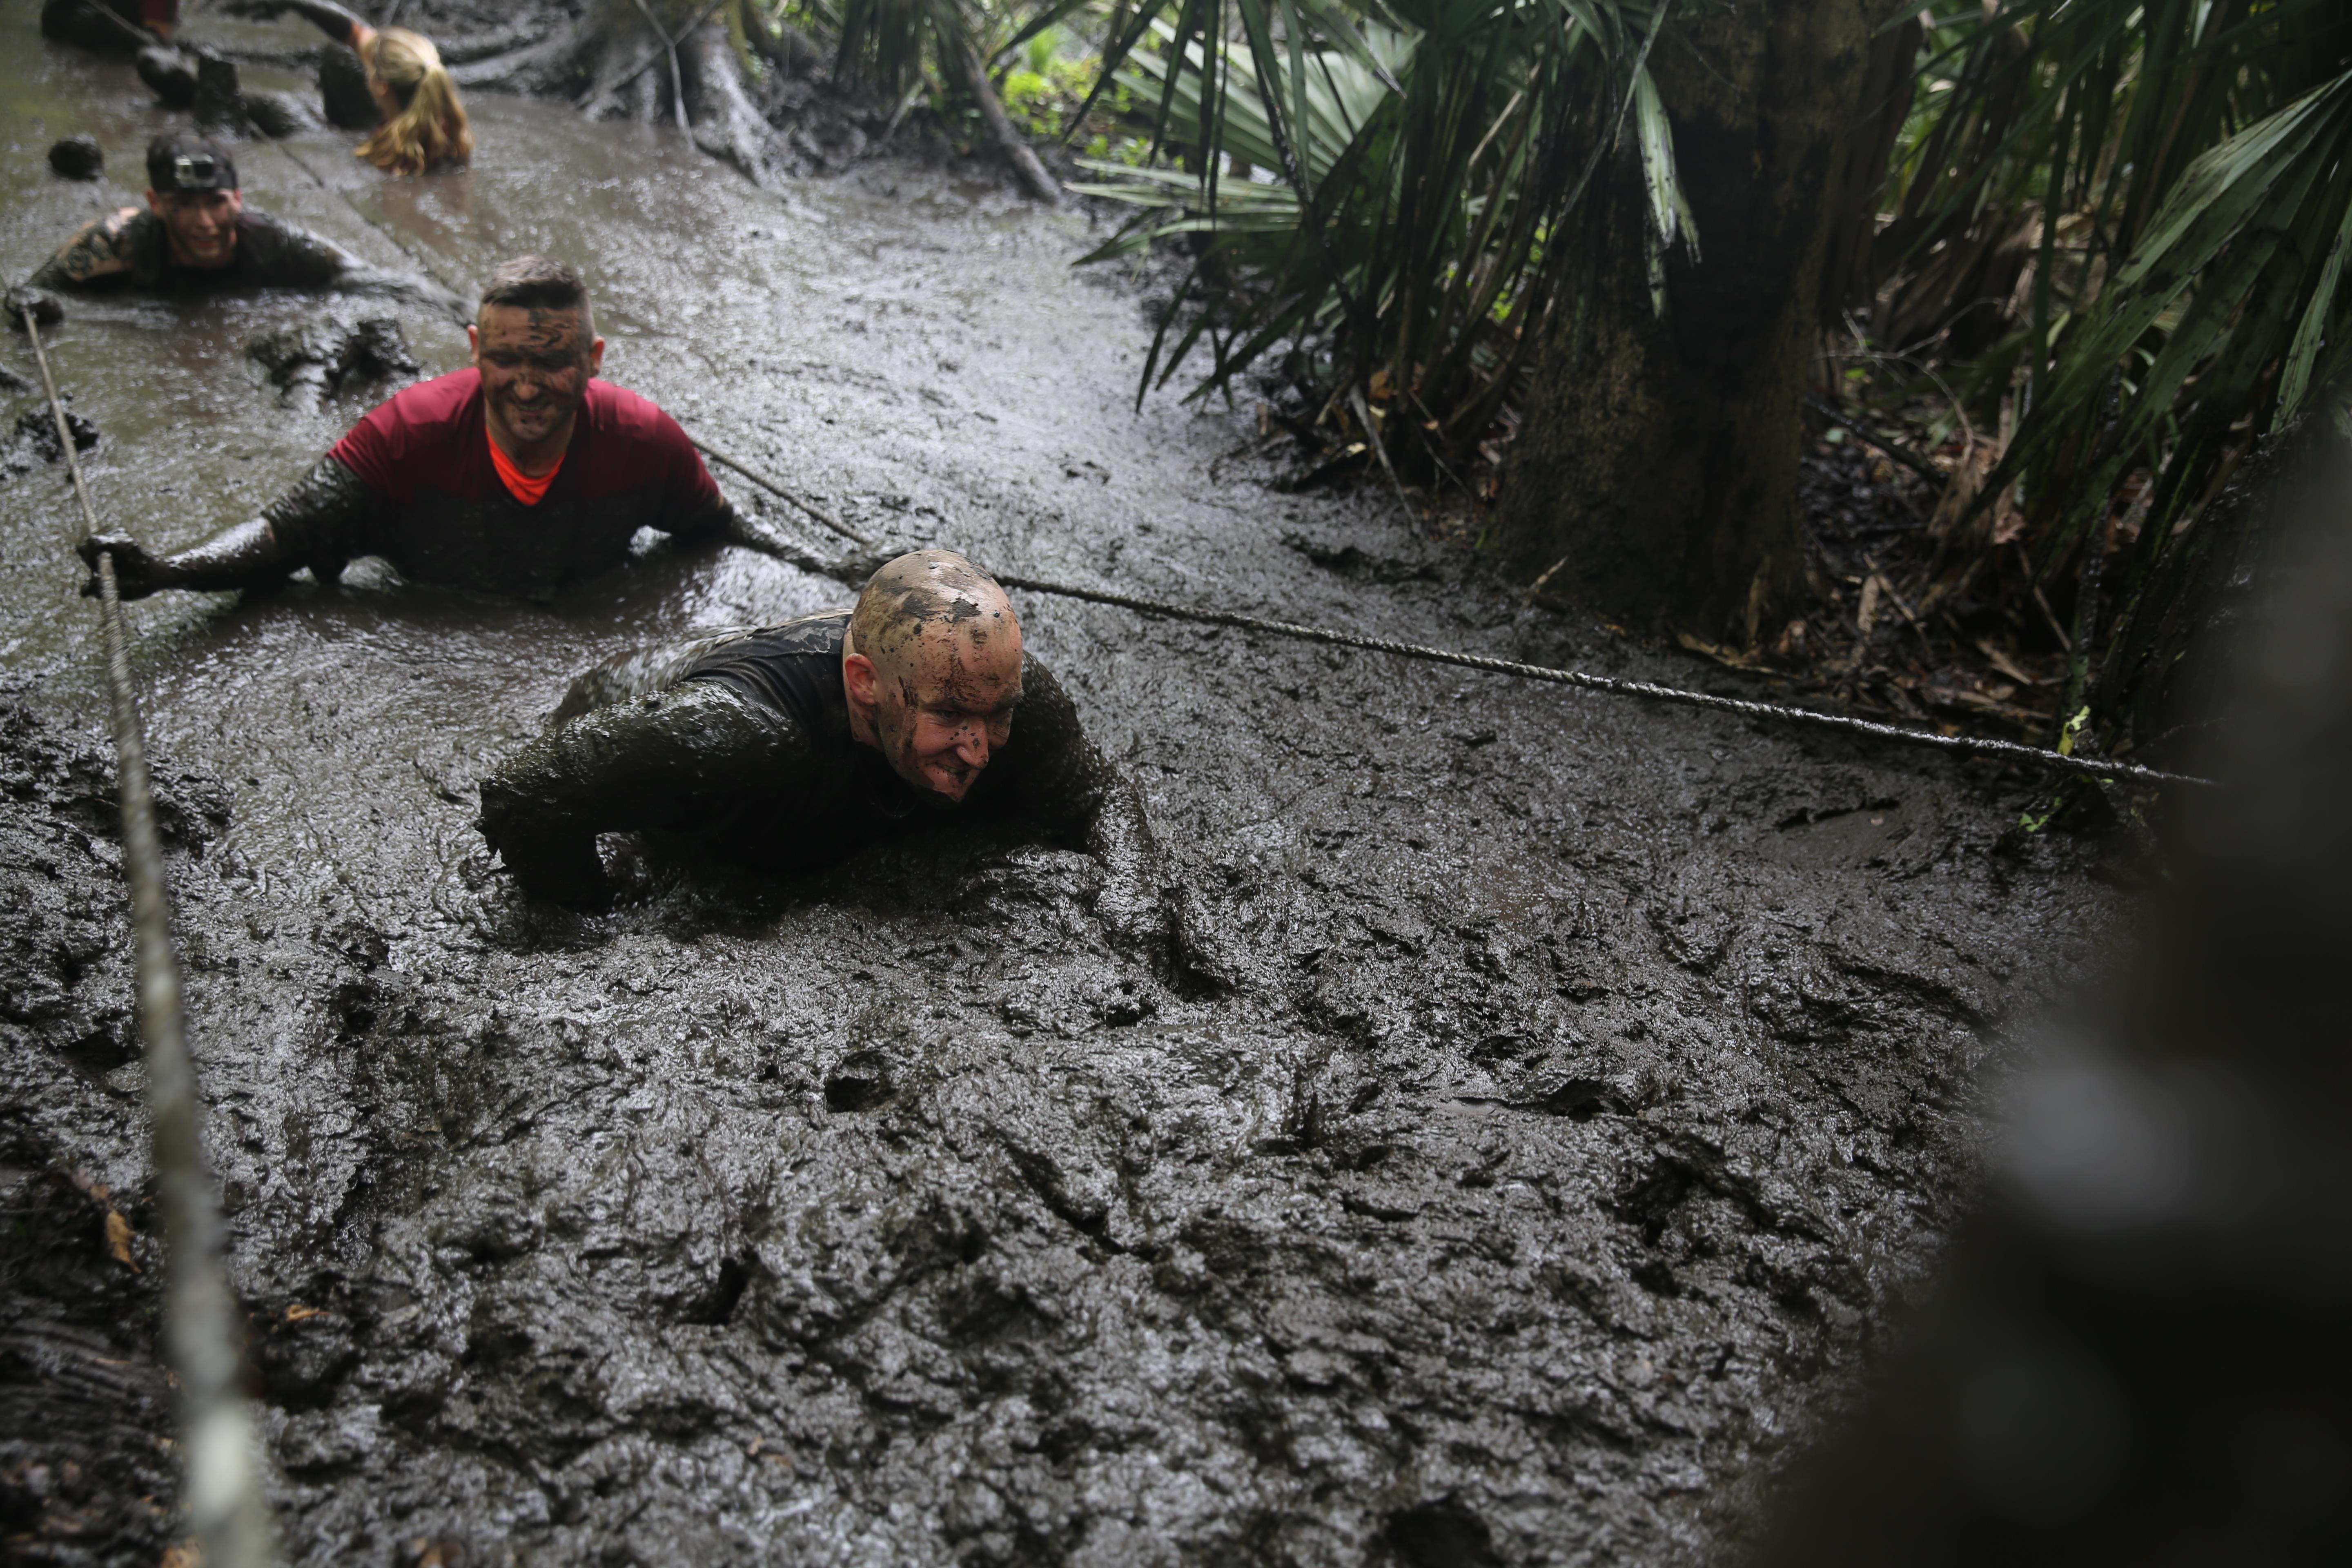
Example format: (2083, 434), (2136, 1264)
(1067, 0), (1687, 463)
(1884, 3), (2352, 583)
(1871, 0), (2352, 749)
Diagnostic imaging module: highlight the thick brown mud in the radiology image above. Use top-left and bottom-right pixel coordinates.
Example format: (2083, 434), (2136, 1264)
(2, 13), (2115, 1566)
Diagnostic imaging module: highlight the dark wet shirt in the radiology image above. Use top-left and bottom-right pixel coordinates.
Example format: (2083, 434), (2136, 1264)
(479, 609), (1133, 891)
(30, 207), (354, 294)
(263, 369), (728, 596)
(676, 609), (1105, 858)
(683, 610), (852, 725)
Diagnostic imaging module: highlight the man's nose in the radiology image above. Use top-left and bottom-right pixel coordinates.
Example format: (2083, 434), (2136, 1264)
(953, 726), (990, 770)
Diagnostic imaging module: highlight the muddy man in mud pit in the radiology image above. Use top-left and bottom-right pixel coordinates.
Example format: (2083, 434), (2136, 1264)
(23, 133), (451, 307)
(477, 550), (1166, 943)
(78, 254), (793, 599)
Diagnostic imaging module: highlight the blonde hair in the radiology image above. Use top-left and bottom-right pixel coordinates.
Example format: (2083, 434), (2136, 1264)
(355, 29), (473, 176)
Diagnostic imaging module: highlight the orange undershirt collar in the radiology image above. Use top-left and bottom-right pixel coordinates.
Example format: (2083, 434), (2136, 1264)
(488, 423), (564, 506)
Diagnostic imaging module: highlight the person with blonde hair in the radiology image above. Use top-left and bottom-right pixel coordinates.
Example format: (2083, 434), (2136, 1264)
(227, 1), (474, 174)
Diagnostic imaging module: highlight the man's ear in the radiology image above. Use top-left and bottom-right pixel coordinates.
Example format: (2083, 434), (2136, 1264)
(145, 189), (163, 215)
(588, 336), (606, 377)
(842, 651), (877, 708)
(466, 322), (480, 361)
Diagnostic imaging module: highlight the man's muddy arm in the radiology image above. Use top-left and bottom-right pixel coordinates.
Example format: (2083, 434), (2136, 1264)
(478, 681), (811, 904)
(328, 261), (470, 323)
(27, 210), (139, 291)
(222, 1), (368, 48)
(79, 458), (373, 599)
(707, 506), (889, 588)
(1083, 765), (1169, 950)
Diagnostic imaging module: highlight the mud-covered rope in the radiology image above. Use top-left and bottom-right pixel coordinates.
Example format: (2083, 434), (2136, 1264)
(690, 438), (873, 545)
(987, 575), (2217, 790)
(20, 310), (276, 1568)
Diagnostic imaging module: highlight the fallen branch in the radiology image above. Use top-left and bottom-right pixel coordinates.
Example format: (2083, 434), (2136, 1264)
(946, 36), (1059, 205)
(577, 0), (730, 113)
(628, 0), (689, 131)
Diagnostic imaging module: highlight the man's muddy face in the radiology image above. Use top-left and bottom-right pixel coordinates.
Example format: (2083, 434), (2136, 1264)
(148, 188), (241, 267)
(468, 304), (604, 452)
(872, 623), (1024, 802)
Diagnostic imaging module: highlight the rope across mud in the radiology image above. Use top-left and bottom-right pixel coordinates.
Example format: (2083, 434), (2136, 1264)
(692, 447), (2215, 791)
(987, 575), (2215, 791)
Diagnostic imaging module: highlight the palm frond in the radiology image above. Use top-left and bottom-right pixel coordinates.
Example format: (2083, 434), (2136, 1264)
(1070, 0), (1686, 430)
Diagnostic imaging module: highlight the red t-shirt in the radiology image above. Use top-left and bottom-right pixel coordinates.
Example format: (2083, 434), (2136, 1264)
(327, 368), (719, 515)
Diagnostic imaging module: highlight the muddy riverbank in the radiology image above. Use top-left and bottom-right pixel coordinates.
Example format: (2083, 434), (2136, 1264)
(2, 15), (2116, 1566)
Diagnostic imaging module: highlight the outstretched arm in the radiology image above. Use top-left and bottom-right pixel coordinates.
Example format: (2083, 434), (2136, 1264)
(478, 680), (815, 904)
(221, 1), (371, 49)
(710, 507), (891, 588)
(78, 457), (375, 599)
(28, 209), (142, 291)
(229, 213), (469, 321)
(1080, 765), (1167, 952)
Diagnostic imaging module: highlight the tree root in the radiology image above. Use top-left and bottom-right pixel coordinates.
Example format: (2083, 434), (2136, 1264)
(682, 22), (784, 188)
(424, 0), (1060, 198)
(945, 35), (1060, 205)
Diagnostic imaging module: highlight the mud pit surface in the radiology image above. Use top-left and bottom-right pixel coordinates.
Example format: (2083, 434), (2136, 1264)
(1, 16), (2115, 1566)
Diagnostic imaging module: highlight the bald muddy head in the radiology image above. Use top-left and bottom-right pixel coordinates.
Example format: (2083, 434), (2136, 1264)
(469, 256), (603, 468)
(843, 550), (1023, 802)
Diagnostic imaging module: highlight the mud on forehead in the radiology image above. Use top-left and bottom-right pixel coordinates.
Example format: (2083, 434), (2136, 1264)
(851, 550), (1018, 672)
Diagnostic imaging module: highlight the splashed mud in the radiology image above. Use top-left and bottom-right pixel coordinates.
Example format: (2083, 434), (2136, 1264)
(1, 15), (2115, 1566)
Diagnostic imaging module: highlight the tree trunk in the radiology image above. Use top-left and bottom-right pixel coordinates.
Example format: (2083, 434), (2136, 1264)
(682, 20), (784, 188)
(1497, 0), (1901, 643)
(945, 36), (1060, 205)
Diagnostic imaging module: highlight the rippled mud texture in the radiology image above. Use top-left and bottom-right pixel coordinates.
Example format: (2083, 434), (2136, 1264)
(0, 16), (2118, 1566)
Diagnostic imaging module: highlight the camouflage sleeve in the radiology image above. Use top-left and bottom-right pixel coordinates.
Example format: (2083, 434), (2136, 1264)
(27, 209), (140, 290)
(477, 681), (822, 903)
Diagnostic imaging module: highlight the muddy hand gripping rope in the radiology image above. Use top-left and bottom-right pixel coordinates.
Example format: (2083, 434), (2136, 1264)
(21, 308), (276, 1568)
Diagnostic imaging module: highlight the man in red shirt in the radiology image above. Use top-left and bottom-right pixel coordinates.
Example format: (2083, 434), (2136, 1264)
(82, 255), (791, 600)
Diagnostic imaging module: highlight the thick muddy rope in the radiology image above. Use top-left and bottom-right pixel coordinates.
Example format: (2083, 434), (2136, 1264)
(688, 437), (873, 544)
(988, 573), (2217, 789)
(20, 310), (276, 1568)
